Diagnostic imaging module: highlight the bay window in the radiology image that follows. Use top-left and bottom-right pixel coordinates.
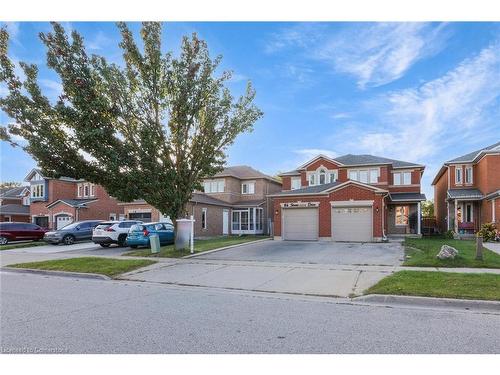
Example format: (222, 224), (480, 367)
(31, 184), (44, 198)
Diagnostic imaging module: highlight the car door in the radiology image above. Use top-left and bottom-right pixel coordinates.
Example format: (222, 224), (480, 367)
(163, 223), (175, 243)
(26, 224), (40, 240)
(77, 222), (93, 240)
(153, 223), (167, 244)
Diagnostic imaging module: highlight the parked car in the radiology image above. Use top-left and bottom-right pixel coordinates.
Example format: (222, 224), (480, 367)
(0, 222), (48, 245)
(126, 222), (175, 248)
(92, 220), (143, 247)
(43, 220), (103, 245)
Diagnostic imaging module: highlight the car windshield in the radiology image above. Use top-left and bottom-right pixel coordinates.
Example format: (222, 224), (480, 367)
(59, 222), (81, 230)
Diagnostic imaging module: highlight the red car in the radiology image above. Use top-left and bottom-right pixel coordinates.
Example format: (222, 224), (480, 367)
(0, 222), (48, 245)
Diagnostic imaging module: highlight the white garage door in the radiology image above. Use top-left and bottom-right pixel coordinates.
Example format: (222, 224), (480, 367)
(332, 206), (372, 242)
(56, 215), (73, 229)
(282, 208), (318, 241)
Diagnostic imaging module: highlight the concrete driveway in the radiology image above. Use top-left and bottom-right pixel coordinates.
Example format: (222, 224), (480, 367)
(195, 240), (404, 266)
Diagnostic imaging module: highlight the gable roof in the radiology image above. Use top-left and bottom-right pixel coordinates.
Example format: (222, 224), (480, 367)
(211, 165), (281, 183)
(280, 153), (424, 176)
(0, 186), (29, 199)
(0, 204), (30, 215)
(446, 141), (500, 163)
(268, 180), (388, 197)
(46, 198), (99, 209)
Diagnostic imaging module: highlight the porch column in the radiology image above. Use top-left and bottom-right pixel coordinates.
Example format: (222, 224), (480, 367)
(493, 199), (496, 223)
(454, 199), (458, 232)
(417, 202), (421, 235)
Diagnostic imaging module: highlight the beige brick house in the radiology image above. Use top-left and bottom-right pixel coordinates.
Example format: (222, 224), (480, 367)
(120, 165), (282, 237)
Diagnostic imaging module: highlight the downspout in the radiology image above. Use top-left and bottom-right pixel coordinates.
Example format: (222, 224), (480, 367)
(381, 193), (389, 241)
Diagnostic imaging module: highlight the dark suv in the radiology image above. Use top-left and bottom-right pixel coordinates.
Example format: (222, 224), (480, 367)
(43, 220), (103, 245)
(0, 222), (48, 245)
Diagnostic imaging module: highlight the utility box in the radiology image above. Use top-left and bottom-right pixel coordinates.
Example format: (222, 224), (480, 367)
(176, 218), (194, 251)
(150, 234), (160, 254)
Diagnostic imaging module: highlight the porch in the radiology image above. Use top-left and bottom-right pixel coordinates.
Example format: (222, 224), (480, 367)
(446, 188), (483, 236)
(386, 193), (426, 237)
(231, 206), (264, 235)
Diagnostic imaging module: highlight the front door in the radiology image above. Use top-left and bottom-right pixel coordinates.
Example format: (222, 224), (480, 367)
(223, 210), (229, 235)
(34, 216), (49, 228)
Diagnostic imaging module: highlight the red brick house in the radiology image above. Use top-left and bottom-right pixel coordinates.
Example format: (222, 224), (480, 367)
(432, 141), (500, 235)
(120, 166), (282, 237)
(25, 169), (123, 229)
(269, 154), (426, 242)
(0, 186), (31, 222)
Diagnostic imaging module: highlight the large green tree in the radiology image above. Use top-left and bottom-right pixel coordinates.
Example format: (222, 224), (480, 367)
(0, 22), (262, 226)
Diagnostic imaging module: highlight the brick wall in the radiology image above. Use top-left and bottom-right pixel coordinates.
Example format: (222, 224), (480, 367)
(0, 214), (30, 222)
(273, 184), (385, 239)
(434, 168), (449, 232)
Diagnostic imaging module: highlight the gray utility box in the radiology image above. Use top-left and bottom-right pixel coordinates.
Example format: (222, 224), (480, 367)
(150, 234), (160, 254)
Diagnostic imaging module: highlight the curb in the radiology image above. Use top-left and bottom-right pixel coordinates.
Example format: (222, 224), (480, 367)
(1, 267), (111, 280)
(182, 238), (272, 259)
(354, 294), (500, 313)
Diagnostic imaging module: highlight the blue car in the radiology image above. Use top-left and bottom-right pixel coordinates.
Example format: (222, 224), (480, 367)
(126, 222), (175, 248)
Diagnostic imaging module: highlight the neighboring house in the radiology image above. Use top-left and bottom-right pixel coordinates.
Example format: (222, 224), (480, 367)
(0, 186), (31, 222)
(120, 166), (282, 237)
(269, 154), (426, 242)
(25, 169), (123, 229)
(432, 141), (500, 235)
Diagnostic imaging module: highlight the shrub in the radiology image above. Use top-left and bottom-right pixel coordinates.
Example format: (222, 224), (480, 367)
(478, 223), (497, 242)
(444, 230), (455, 239)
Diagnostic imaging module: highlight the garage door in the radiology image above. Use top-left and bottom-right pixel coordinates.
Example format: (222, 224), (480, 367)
(129, 212), (152, 221)
(332, 206), (372, 242)
(282, 208), (318, 241)
(56, 215), (73, 229)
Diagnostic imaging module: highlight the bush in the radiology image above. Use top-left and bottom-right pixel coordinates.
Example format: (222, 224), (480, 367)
(478, 223), (497, 242)
(444, 230), (455, 239)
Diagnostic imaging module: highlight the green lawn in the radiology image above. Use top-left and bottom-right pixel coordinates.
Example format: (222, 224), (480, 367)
(404, 237), (500, 268)
(0, 241), (48, 251)
(124, 235), (266, 258)
(7, 257), (156, 277)
(366, 270), (500, 301)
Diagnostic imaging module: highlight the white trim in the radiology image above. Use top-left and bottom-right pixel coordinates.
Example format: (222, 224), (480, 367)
(297, 154), (344, 170)
(464, 202), (473, 222)
(417, 202), (421, 235)
(455, 165), (463, 185)
(290, 176), (301, 190)
(267, 179), (388, 198)
(241, 181), (255, 195)
(330, 200), (374, 207)
(464, 165), (473, 184)
(493, 199), (496, 222)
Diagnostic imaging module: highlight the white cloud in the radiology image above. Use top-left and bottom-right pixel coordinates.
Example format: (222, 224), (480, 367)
(2, 22), (20, 42)
(264, 23), (326, 54)
(353, 41), (500, 162)
(315, 23), (449, 88)
(229, 73), (248, 83)
(330, 112), (351, 120)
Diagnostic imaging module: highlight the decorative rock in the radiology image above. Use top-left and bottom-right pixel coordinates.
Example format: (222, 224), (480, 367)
(437, 245), (459, 260)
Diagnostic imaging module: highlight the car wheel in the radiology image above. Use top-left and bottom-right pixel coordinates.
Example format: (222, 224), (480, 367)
(62, 235), (75, 245)
(99, 243), (111, 248)
(130, 245), (138, 248)
(117, 234), (127, 247)
(0, 236), (8, 245)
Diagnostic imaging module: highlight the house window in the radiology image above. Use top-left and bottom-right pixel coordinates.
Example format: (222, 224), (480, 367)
(109, 213), (116, 221)
(291, 177), (301, 190)
(90, 184), (96, 197)
(393, 172), (411, 185)
(22, 196), (30, 206)
(78, 185), (83, 197)
(319, 169), (326, 185)
(465, 166), (473, 184)
(83, 184), (89, 197)
(201, 208), (207, 229)
(203, 179), (225, 193)
(369, 169), (378, 183)
(395, 206), (409, 226)
(359, 170), (369, 183)
(242, 182), (255, 194)
(455, 167), (462, 184)
(31, 184), (45, 198)
(309, 174), (316, 186)
(329, 172), (337, 183)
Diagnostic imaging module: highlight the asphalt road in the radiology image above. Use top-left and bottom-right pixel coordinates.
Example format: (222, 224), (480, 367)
(1, 271), (499, 354)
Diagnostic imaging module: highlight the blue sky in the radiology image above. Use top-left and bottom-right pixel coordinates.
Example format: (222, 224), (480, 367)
(1, 22), (500, 198)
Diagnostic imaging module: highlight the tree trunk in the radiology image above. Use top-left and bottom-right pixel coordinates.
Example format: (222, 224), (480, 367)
(475, 236), (483, 261)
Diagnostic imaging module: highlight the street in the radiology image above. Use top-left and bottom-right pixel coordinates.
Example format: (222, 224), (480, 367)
(1, 271), (499, 354)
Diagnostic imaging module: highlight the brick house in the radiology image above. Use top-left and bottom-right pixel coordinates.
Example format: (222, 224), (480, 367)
(25, 169), (123, 229)
(432, 141), (500, 235)
(119, 166), (282, 237)
(0, 186), (31, 222)
(269, 154), (426, 242)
